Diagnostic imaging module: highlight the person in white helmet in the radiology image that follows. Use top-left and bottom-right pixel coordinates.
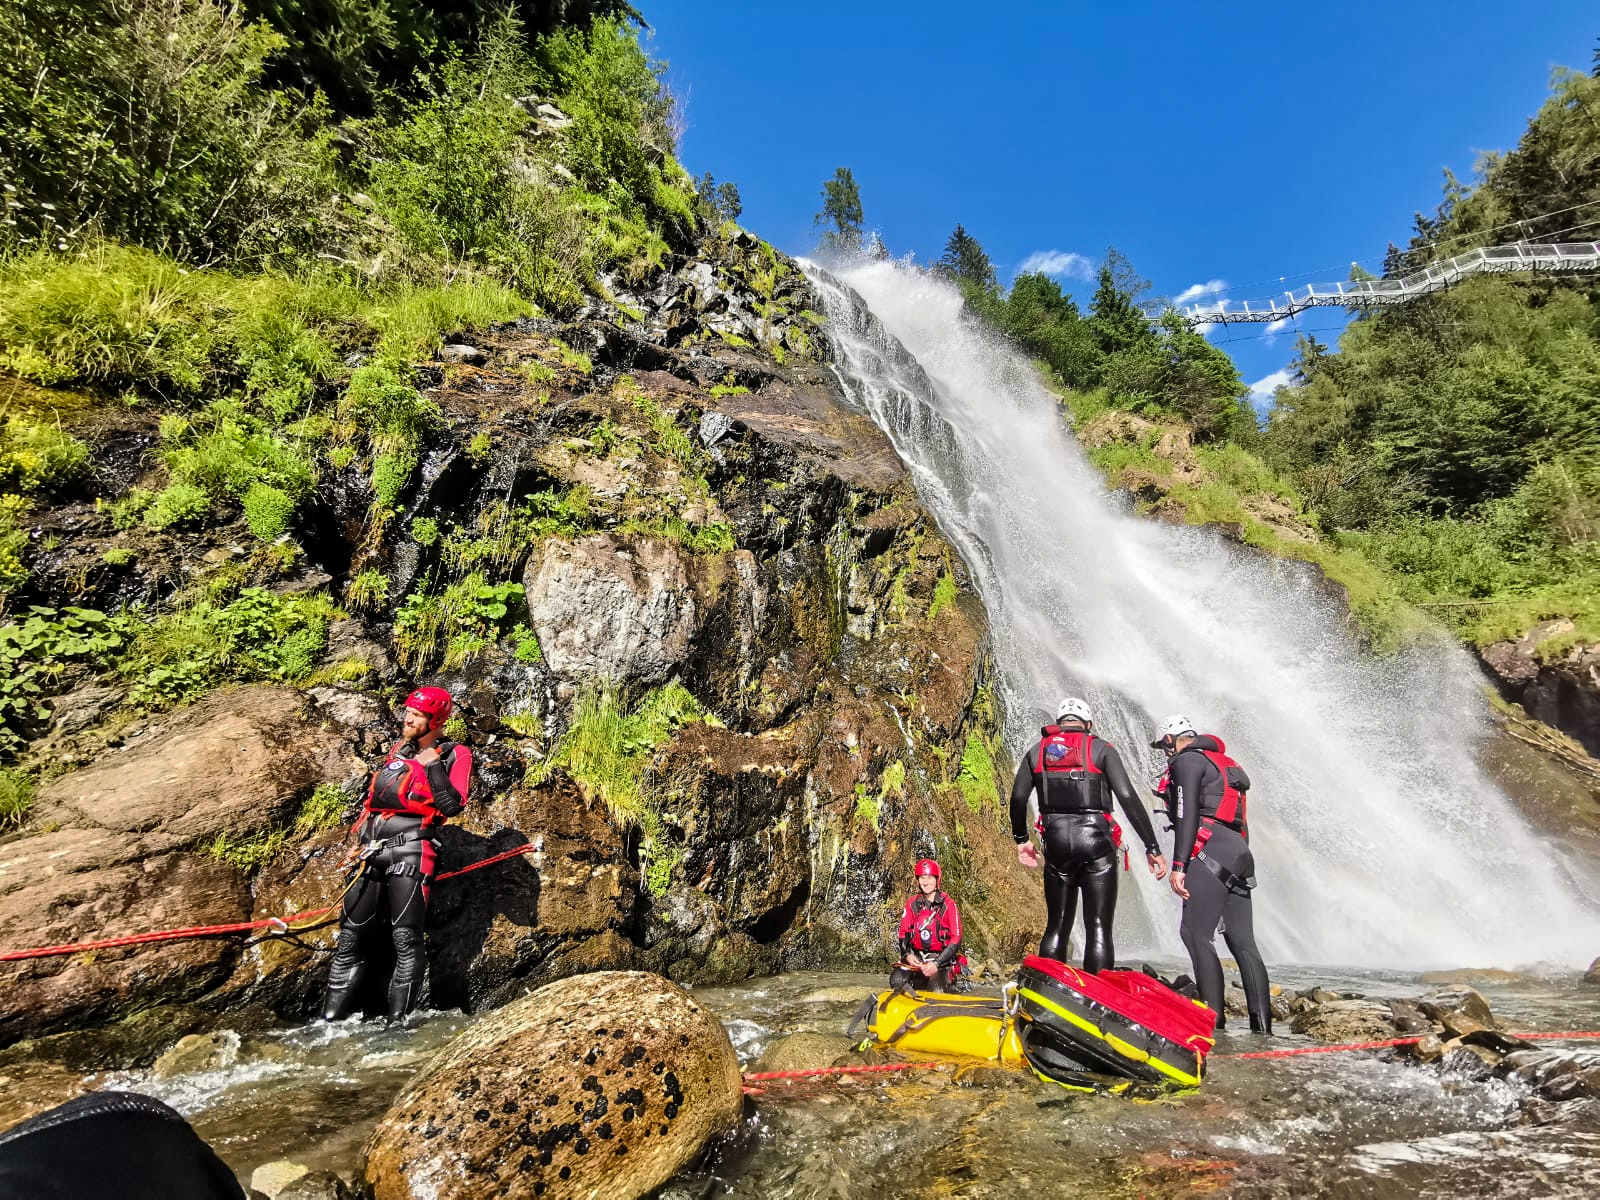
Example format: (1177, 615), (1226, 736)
(1152, 715), (1271, 1033)
(1010, 697), (1167, 971)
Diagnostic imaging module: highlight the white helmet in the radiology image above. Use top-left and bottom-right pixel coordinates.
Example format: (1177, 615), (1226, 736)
(1150, 714), (1197, 747)
(1056, 697), (1093, 724)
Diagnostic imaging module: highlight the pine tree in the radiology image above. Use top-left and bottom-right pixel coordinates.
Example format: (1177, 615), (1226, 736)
(934, 224), (998, 295)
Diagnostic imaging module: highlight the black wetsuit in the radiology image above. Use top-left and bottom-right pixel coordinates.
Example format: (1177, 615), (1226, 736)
(1168, 735), (1271, 1031)
(0, 1091), (245, 1200)
(1010, 726), (1161, 972)
(322, 739), (469, 1021)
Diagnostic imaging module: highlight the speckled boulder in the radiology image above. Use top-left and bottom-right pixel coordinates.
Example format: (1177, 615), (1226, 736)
(361, 971), (743, 1200)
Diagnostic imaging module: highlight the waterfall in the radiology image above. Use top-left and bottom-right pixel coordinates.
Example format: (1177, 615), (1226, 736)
(807, 258), (1597, 970)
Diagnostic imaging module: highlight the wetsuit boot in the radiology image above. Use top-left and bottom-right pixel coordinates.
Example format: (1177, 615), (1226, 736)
(321, 927), (367, 1021)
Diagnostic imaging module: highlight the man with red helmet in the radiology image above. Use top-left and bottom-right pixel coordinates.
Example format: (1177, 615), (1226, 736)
(321, 686), (472, 1022)
(891, 859), (964, 992)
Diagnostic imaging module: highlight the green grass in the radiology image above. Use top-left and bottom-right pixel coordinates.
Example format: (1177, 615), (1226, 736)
(205, 827), (289, 872)
(0, 416), (91, 492)
(292, 783), (347, 837)
(0, 766), (34, 831)
(927, 571), (958, 620)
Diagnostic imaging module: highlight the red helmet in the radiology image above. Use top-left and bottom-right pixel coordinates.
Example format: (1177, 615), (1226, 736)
(404, 686), (453, 733)
(914, 858), (941, 880)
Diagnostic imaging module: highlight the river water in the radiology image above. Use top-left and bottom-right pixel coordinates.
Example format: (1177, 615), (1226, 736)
(62, 970), (1600, 1197)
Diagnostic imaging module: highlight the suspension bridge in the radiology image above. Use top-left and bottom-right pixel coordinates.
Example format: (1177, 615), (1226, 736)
(1183, 239), (1600, 327)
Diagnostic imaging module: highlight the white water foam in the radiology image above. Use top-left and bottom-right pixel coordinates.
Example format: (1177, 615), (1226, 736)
(807, 258), (1597, 969)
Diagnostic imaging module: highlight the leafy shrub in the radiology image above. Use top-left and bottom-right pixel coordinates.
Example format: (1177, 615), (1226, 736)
(0, 417), (91, 492)
(957, 732), (998, 816)
(0, 495), (28, 599)
(411, 516), (441, 546)
(142, 481), (211, 531)
(241, 483), (297, 539)
(0, 0), (335, 264)
(392, 574), (526, 669)
(101, 546), (136, 566)
(0, 606), (134, 756)
(125, 587), (334, 709)
(342, 362), (439, 454)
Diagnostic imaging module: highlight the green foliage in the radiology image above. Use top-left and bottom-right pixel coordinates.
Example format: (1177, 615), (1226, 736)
(694, 172), (742, 225)
(0, 495), (29, 600)
(0, 0), (334, 264)
(927, 571), (957, 620)
(342, 362), (439, 455)
(0, 766), (34, 831)
(0, 605), (134, 756)
(814, 167), (864, 253)
(511, 624), (543, 663)
(957, 732), (998, 816)
(293, 783), (347, 837)
(393, 574), (526, 669)
(124, 587), (334, 709)
(345, 569), (390, 612)
(205, 827), (289, 872)
(142, 481), (211, 531)
(370, 452), (417, 509)
(935, 224), (997, 295)
(0, 417), (91, 492)
(241, 483), (296, 539)
(101, 546), (136, 566)
(411, 516), (441, 546)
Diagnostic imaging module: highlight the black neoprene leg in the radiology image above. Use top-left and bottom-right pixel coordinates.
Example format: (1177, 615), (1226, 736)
(321, 870), (382, 1021)
(1220, 891), (1271, 1032)
(1038, 861), (1080, 962)
(384, 844), (431, 1020)
(1180, 865), (1228, 1024)
(1078, 853), (1119, 973)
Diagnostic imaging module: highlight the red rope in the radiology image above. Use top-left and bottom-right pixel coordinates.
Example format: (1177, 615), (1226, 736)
(1220, 1030), (1600, 1060)
(742, 1061), (940, 1083)
(0, 843), (537, 963)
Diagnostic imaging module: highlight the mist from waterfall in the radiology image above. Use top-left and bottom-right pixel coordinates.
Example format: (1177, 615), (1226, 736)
(807, 257), (1597, 970)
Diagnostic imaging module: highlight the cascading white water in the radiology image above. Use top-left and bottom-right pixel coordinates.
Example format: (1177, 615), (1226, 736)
(807, 258), (1598, 969)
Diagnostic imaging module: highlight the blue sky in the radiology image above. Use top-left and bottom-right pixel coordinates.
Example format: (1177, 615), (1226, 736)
(646, 2), (1597, 406)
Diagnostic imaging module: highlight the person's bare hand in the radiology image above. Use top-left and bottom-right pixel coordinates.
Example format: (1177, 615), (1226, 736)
(920, 960), (938, 978)
(1169, 869), (1189, 900)
(1147, 851), (1169, 880)
(1016, 842), (1040, 868)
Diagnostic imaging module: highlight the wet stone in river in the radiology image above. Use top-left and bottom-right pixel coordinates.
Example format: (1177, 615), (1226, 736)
(361, 971), (742, 1200)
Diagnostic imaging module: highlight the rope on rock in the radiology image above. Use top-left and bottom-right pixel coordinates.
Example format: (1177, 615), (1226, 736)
(0, 843), (538, 963)
(741, 1060), (940, 1096)
(1220, 1030), (1600, 1060)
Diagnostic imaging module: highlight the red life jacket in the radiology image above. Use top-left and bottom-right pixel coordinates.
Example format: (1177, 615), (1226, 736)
(1034, 725), (1108, 814)
(366, 740), (459, 823)
(898, 892), (960, 956)
(1174, 735), (1250, 838)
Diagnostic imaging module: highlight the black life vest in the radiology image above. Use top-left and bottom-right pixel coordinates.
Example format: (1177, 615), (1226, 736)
(1034, 726), (1108, 814)
(367, 740), (459, 821)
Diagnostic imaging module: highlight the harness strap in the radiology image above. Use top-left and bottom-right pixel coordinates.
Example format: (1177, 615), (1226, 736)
(1195, 850), (1255, 894)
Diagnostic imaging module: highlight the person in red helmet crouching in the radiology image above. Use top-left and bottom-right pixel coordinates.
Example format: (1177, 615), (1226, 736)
(321, 686), (472, 1022)
(891, 859), (966, 992)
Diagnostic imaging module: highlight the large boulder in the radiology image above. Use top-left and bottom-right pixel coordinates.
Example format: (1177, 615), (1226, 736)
(33, 685), (351, 845)
(361, 971), (743, 1200)
(524, 535), (703, 688)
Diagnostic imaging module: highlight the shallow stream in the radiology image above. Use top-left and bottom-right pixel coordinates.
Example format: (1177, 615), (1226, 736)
(37, 967), (1597, 1197)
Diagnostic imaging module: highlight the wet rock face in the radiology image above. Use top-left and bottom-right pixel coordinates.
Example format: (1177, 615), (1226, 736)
(361, 971), (742, 1200)
(1480, 622), (1600, 759)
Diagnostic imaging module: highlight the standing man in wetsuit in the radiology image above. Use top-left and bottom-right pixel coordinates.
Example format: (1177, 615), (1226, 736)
(322, 686), (472, 1022)
(1153, 715), (1271, 1033)
(1011, 698), (1167, 972)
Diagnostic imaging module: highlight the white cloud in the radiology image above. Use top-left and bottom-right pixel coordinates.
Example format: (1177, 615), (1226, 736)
(1247, 368), (1295, 412)
(1263, 317), (1291, 342)
(1173, 279), (1227, 306)
(1016, 250), (1095, 281)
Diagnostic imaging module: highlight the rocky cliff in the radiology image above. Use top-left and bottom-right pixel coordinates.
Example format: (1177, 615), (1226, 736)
(0, 230), (1041, 1046)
